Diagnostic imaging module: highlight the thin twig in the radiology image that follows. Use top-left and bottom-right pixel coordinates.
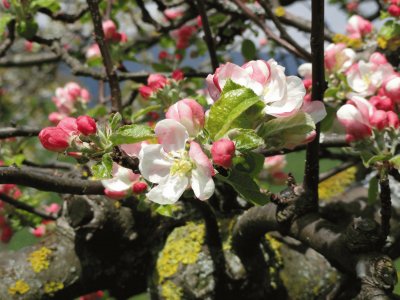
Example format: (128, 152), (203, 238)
(196, 0), (219, 71)
(319, 161), (358, 182)
(87, 0), (122, 112)
(0, 193), (56, 220)
(303, 0), (326, 206)
(38, 7), (89, 23)
(230, 0), (311, 61)
(259, 0), (312, 60)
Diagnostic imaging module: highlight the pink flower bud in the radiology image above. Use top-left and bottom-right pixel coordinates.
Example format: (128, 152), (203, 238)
(1, 226), (12, 243)
(25, 41), (33, 52)
(159, 51), (169, 60)
(86, 44), (101, 59)
(369, 110), (388, 130)
(57, 117), (79, 135)
(132, 182), (147, 194)
(102, 20), (118, 40)
(166, 99), (205, 136)
(48, 112), (64, 125)
(211, 138), (235, 169)
(172, 69), (184, 81)
(147, 74), (168, 90)
(387, 111), (400, 128)
(45, 203), (60, 214)
(31, 225), (46, 238)
(369, 52), (388, 65)
(104, 189), (127, 199)
(139, 85), (153, 99)
(197, 15), (203, 27)
(388, 4), (400, 17)
(65, 82), (81, 100)
(80, 89), (90, 102)
(67, 151), (83, 158)
(384, 76), (400, 103)
(2, 0), (10, 9)
(369, 95), (394, 111)
(164, 8), (184, 20)
(77, 116), (97, 135)
(39, 127), (70, 152)
(346, 15), (373, 39)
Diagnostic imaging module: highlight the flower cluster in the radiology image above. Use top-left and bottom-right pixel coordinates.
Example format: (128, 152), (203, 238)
(39, 116), (97, 152)
(49, 82), (91, 124)
(0, 183), (22, 243)
(388, 0), (400, 17)
(139, 71), (184, 100)
(259, 155), (288, 185)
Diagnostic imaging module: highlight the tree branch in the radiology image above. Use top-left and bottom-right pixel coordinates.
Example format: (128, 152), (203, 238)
(196, 0), (219, 71)
(303, 0), (326, 206)
(0, 192), (56, 220)
(0, 20), (15, 58)
(380, 176), (391, 242)
(38, 7), (89, 23)
(0, 127), (41, 139)
(0, 166), (104, 195)
(87, 0), (122, 113)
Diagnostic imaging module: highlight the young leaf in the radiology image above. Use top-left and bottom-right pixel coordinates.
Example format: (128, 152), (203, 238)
(259, 112), (315, 150)
(205, 80), (263, 140)
(109, 112), (122, 131)
(31, 0), (60, 12)
(228, 128), (264, 152)
(241, 39), (257, 60)
(91, 153), (113, 179)
(216, 168), (269, 206)
(233, 152), (265, 177)
(0, 14), (13, 37)
(110, 124), (154, 145)
(131, 105), (161, 122)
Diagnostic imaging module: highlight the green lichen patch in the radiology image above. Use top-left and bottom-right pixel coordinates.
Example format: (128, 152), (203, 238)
(28, 246), (52, 273)
(319, 166), (356, 201)
(156, 222), (205, 284)
(8, 280), (30, 296)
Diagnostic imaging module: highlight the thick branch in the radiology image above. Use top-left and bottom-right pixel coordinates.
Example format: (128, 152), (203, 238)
(0, 166), (104, 195)
(87, 0), (122, 112)
(0, 192), (56, 220)
(0, 127), (41, 139)
(303, 0), (326, 205)
(196, 0), (219, 71)
(380, 176), (391, 241)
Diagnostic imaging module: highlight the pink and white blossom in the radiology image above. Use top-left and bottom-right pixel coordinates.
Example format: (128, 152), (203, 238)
(383, 75), (400, 103)
(139, 119), (215, 204)
(102, 163), (141, 199)
(166, 99), (205, 137)
(30, 225), (46, 238)
(346, 15), (373, 39)
(86, 44), (101, 59)
(337, 96), (375, 142)
(324, 43), (356, 73)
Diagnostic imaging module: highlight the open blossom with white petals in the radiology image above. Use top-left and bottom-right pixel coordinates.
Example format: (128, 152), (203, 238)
(346, 60), (394, 96)
(346, 15), (373, 39)
(102, 163), (141, 198)
(324, 43), (356, 74)
(139, 119), (215, 205)
(206, 59), (325, 122)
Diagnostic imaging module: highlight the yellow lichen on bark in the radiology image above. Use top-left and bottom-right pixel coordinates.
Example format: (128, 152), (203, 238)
(43, 281), (64, 294)
(28, 246), (52, 273)
(8, 280), (30, 295)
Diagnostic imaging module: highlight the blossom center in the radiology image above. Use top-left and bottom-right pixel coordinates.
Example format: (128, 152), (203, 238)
(170, 158), (194, 176)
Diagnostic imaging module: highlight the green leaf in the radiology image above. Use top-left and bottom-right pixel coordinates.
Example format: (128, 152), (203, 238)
(361, 153), (392, 167)
(131, 105), (161, 122)
(241, 39), (257, 60)
(228, 128), (264, 152)
(379, 20), (400, 40)
(0, 13), (13, 37)
(155, 205), (174, 217)
(216, 169), (269, 206)
(87, 105), (108, 118)
(233, 152), (265, 177)
(4, 154), (25, 166)
(259, 112), (315, 150)
(324, 87), (339, 98)
(17, 20), (38, 39)
(91, 153), (113, 179)
(368, 176), (379, 204)
(31, 0), (60, 12)
(205, 80), (263, 140)
(109, 112), (122, 131)
(390, 155), (400, 169)
(110, 124), (154, 145)
(320, 105), (336, 132)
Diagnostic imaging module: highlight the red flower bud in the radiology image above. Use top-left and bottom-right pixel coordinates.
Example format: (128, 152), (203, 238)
(139, 86), (153, 99)
(132, 182), (148, 194)
(77, 115), (97, 135)
(387, 111), (400, 128)
(1, 226), (12, 243)
(211, 139), (235, 169)
(39, 127), (70, 152)
(369, 110), (388, 130)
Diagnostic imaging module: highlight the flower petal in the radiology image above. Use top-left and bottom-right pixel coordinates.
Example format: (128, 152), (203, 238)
(102, 177), (132, 192)
(139, 144), (172, 183)
(155, 119), (189, 153)
(191, 168), (215, 200)
(189, 141), (214, 177)
(146, 174), (188, 204)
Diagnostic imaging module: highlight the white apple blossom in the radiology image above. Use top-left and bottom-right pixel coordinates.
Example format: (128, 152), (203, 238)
(139, 119), (215, 204)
